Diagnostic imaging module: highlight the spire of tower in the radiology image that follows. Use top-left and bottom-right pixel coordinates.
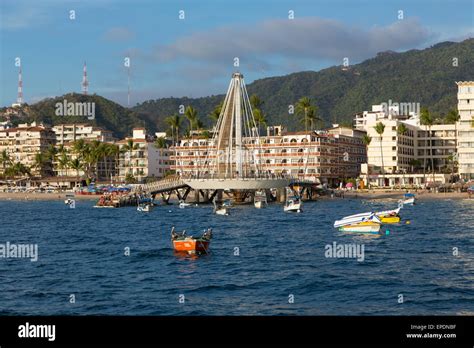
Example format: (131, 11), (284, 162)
(17, 65), (23, 104)
(82, 61), (89, 95)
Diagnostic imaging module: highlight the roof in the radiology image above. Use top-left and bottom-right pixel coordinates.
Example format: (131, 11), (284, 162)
(0, 126), (49, 132)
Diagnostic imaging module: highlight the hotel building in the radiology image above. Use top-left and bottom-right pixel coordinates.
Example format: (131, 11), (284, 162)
(117, 128), (172, 183)
(171, 125), (367, 186)
(53, 123), (115, 144)
(0, 122), (56, 177)
(456, 81), (474, 181)
(355, 104), (456, 187)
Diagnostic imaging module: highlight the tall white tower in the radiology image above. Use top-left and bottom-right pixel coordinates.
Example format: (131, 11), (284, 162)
(82, 62), (89, 95)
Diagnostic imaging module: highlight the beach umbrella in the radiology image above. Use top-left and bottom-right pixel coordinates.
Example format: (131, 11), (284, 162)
(346, 182), (353, 188)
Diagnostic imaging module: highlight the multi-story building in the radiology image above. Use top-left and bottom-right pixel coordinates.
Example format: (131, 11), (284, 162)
(117, 128), (171, 183)
(53, 123), (115, 144)
(171, 125), (366, 186)
(356, 104), (456, 187)
(456, 81), (474, 181)
(0, 122), (56, 177)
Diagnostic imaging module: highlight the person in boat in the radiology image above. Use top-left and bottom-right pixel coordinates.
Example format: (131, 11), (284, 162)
(171, 227), (186, 240)
(202, 228), (212, 241)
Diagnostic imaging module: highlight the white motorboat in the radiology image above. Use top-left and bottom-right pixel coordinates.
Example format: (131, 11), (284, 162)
(334, 213), (382, 228)
(338, 222), (381, 234)
(284, 198), (302, 213)
(254, 190), (267, 209)
(179, 200), (191, 209)
(213, 201), (229, 215)
(137, 203), (153, 212)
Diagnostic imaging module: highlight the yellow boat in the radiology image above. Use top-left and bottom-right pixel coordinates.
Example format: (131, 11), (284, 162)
(379, 215), (401, 224)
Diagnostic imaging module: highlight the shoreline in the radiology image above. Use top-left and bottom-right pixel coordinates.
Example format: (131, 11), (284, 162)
(0, 190), (470, 202)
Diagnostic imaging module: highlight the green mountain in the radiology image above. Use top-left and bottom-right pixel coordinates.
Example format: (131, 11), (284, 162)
(10, 93), (151, 139)
(5, 39), (472, 138)
(133, 38), (474, 131)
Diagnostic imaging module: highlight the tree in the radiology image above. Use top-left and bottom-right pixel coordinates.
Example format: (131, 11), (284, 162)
(32, 152), (48, 177)
(104, 143), (119, 180)
(165, 114), (181, 144)
(122, 139), (139, 176)
(209, 102), (223, 123)
(0, 150), (11, 176)
(184, 106), (198, 133)
(253, 108), (267, 134)
(5, 162), (30, 179)
(362, 134), (372, 186)
(69, 158), (83, 178)
(374, 122), (386, 186)
(420, 107), (435, 185)
(445, 109), (460, 150)
(154, 137), (167, 149)
(57, 152), (70, 177)
(397, 123), (408, 136)
(295, 97), (316, 132)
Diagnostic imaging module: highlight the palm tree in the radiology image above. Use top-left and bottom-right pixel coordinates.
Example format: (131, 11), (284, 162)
(154, 137), (167, 149)
(253, 108), (267, 134)
(165, 114), (181, 144)
(362, 134), (372, 187)
(69, 158), (83, 178)
(122, 139), (139, 176)
(209, 102), (223, 123)
(185, 106), (198, 134)
(374, 122), (386, 186)
(33, 152), (48, 177)
(306, 105), (322, 130)
(5, 162), (30, 179)
(57, 152), (70, 177)
(420, 107), (435, 185)
(445, 109), (460, 149)
(0, 150), (11, 177)
(397, 123), (408, 136)
(104, 143), (119, 180)
(295, 97), (315, 132)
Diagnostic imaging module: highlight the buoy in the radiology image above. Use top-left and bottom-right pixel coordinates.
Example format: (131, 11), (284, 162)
(406, 220), (411, 224)
(385, 230), (390, 235)
(168, 210), (172, 213)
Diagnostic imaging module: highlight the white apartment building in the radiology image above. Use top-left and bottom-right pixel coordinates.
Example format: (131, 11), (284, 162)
(0, 122), (56, 177)
(456, 81), (474, 181)
(53, 123), (115, 144)
(356, 104), (455, 187)
(117, 128), (171, 183)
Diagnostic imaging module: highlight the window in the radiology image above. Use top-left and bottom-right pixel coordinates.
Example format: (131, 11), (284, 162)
(392, 146), (396, 150)
(392, 156), (396, 160)
(392, 137), (396, 140)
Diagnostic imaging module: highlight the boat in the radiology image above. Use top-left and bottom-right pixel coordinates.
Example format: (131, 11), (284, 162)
(179, 200), (191, 209)
(137, 203), (153, 212)
(335, 214), (382, 234)
(284, 198), (302, 212)
(254, 190), (267, 209)
(401, 193), (416, 205)
(213, 201), (229, 215)
(337, 207), (401, 224)
(338, 222), (382, 234)
(171, 227), (212, 254)
(64, 194), (75, 205)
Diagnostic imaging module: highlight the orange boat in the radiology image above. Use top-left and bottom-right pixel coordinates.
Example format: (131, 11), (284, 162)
(171, 227), (212, 254)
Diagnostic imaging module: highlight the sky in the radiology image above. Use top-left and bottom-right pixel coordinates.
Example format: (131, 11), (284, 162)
(0, 0), (473, 107)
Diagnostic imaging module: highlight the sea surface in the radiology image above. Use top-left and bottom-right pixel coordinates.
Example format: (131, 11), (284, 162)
(0, 197), (473, 315)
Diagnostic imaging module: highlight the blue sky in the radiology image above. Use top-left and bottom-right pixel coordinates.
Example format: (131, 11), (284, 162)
(1, 0), (472, 107)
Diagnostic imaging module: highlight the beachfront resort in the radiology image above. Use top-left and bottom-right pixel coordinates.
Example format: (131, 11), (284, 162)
(0, 80), (473, 195)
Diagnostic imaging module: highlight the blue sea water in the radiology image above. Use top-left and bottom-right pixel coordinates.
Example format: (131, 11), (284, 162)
(0, 197), (473, 315)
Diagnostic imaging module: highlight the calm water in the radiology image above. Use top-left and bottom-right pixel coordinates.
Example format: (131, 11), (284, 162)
(0, 197), (473, 315)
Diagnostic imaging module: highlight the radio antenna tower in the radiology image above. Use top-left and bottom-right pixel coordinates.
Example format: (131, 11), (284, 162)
(17, 65), (23, 104)
(82, 61), (89, 95)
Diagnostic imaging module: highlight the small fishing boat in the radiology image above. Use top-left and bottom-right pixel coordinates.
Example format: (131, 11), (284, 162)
(171, 227), (212, 254)
(339, 207), (401, 224)
(284, 198), (302, 213)
(254, 190), (267, 209)
(178, 200), (191, 208)
(137, 203), (153, 212)
(338, 221), (382, 234)
(213, 201), (229, 215)
(401, 193), (416, 205)
(335, 214), (382, 234)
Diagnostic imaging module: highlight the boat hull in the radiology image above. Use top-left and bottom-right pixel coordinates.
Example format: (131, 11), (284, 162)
(339, 223), (381, 234)
(173, 239), (210, 254)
